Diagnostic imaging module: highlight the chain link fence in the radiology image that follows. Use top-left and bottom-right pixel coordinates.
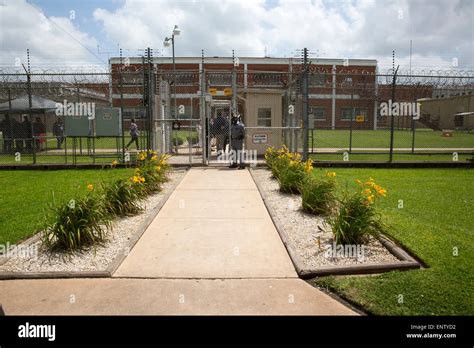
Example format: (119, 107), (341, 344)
(1, 62), (473, 166)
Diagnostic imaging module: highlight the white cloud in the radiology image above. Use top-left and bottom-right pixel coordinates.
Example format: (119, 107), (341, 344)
(0, 0), (472, 70)
(0, 0), (101, 70)
(92, 0), (473, 69)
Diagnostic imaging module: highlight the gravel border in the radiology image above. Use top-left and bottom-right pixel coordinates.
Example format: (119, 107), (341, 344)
(250, 168), (420, 277)
(0, 169), (187, 279)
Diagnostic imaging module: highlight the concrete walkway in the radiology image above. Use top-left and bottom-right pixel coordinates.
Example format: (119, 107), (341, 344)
(0, 168), (356, 315)
(114, 168), (296, 279)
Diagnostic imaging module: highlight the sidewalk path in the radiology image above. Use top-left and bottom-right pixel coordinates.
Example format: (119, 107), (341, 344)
(0, 168), (356, 315)
(114, 168), (296, 279)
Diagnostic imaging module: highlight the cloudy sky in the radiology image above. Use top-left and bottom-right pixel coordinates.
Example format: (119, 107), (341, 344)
(0, 0), (472, 71)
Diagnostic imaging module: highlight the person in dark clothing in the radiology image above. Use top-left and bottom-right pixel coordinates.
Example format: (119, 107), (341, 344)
(1, 115), (13, 154)
(52, 118), (65, 149)
(125, 118), (140, 150)
(21, 115), (32, 153)
(12, 118), (23, 152)
(33, 117), (46, 151)
(229, 116), (245, 169)
(214, 112), (229, 155)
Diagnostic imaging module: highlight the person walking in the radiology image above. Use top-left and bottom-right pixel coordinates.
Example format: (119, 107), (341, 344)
(125, 118), (140, 150)
(52, 118), (65, 149)
(229, 116), (245, 169)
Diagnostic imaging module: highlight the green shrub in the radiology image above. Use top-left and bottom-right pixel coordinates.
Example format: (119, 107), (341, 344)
(277, 163), (308, 194)
(329, 178), (387, 245)
(136, 151), (171, 194)
(172, 135), (184, 146)
(186, 134), (199, 145)
(102, 178), (144, 216)
(301, 173), (337, 215)
(41, 193), (112, 252)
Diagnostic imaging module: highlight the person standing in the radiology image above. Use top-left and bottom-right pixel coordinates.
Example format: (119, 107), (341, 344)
(229, 116), (245, 169)
(1, 115), (13, 154)
(33, 117), (46, 151)
(214, 112), (228, 155)
(125, 118), (140, 150)
(21, 115), (32, 153)
(52, 117), (64, 149)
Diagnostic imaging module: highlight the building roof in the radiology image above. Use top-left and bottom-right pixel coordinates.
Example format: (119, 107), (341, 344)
(109, 56), (378, 67)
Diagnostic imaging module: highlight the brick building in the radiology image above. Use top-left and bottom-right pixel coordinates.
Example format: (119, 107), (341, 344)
(109, 56), (378, 131)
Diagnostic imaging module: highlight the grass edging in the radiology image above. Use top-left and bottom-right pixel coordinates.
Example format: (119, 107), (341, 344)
(0, 168), (188, 280)
(249, 168), (421, 279)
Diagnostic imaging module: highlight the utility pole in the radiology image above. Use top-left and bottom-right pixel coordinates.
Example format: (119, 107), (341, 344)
(302, 48), (309, 161)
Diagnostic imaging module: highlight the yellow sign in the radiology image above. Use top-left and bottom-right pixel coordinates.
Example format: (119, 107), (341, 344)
(224, 88), (233, 96)
(355, 115), (365, 123)
(208, 88), (217, 96)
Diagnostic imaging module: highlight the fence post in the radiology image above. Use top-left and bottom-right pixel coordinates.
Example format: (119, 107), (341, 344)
(302, 48), (309, 161)
(389, 65), (399, 163)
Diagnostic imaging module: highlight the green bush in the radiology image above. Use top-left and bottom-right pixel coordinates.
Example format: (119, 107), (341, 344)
(329, 178), (387, 245)
(102, 178), (144, 216)
(277, 163), (308, 194)
(41, 193), (112, 252)
(186, 134), (199, 145)
(172, 135), (184, 146)
(301, 174), (337, 215)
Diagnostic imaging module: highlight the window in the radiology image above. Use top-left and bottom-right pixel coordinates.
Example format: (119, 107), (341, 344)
(252, 73), (283, 86)
(120, 73), (143, 86)
(309, 73), (327, 86)
(309, 107), (325, 120)
(257, 108), (272, 127)
(208, 72), (232, 86)
(341, 108), (367, 121)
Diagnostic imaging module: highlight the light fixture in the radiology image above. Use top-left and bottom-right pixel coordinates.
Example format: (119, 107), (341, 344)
(173, 25), (181, 36)
(163, 37), (171, 47)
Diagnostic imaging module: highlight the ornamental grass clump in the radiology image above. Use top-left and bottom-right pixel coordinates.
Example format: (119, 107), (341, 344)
(41, 188), (112, 252)
(330, 177), (388, 245)
(276, 157), (313, 194)
(301, 171), (337, 216)
(102, 178), (144, 217)
(136, 151), (171, 194)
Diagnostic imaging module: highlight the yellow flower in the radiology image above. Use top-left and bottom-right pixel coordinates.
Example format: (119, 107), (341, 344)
(156, 165), (161, 172)
(87, 184), (94, 191)
(363, 188), (372, 196)
(326, 171), (336, 178)
(304, 160), (312, 173)
(366, 194), (374, 204)
(355, 179), (362, 185)
(377, 188), (387, 197)
(132, 175), (145, 184)
(151, 155), (158, 161)
(111, 160), (118, 167)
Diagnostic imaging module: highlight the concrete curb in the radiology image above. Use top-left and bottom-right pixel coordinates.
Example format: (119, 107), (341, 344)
(249, 168), (421, 278)
(248, 168), (308, 276)
(0, 169), (189, 280)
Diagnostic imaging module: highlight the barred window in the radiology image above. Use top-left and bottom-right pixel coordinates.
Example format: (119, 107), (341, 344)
(341, 108), (367, 121)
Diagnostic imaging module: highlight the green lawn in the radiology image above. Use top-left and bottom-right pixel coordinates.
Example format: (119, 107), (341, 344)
(0, 168), (135, 246)
(309, 168), (474, 315)
(311, 153), (474, 162)
(310, 129), (474, 149)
